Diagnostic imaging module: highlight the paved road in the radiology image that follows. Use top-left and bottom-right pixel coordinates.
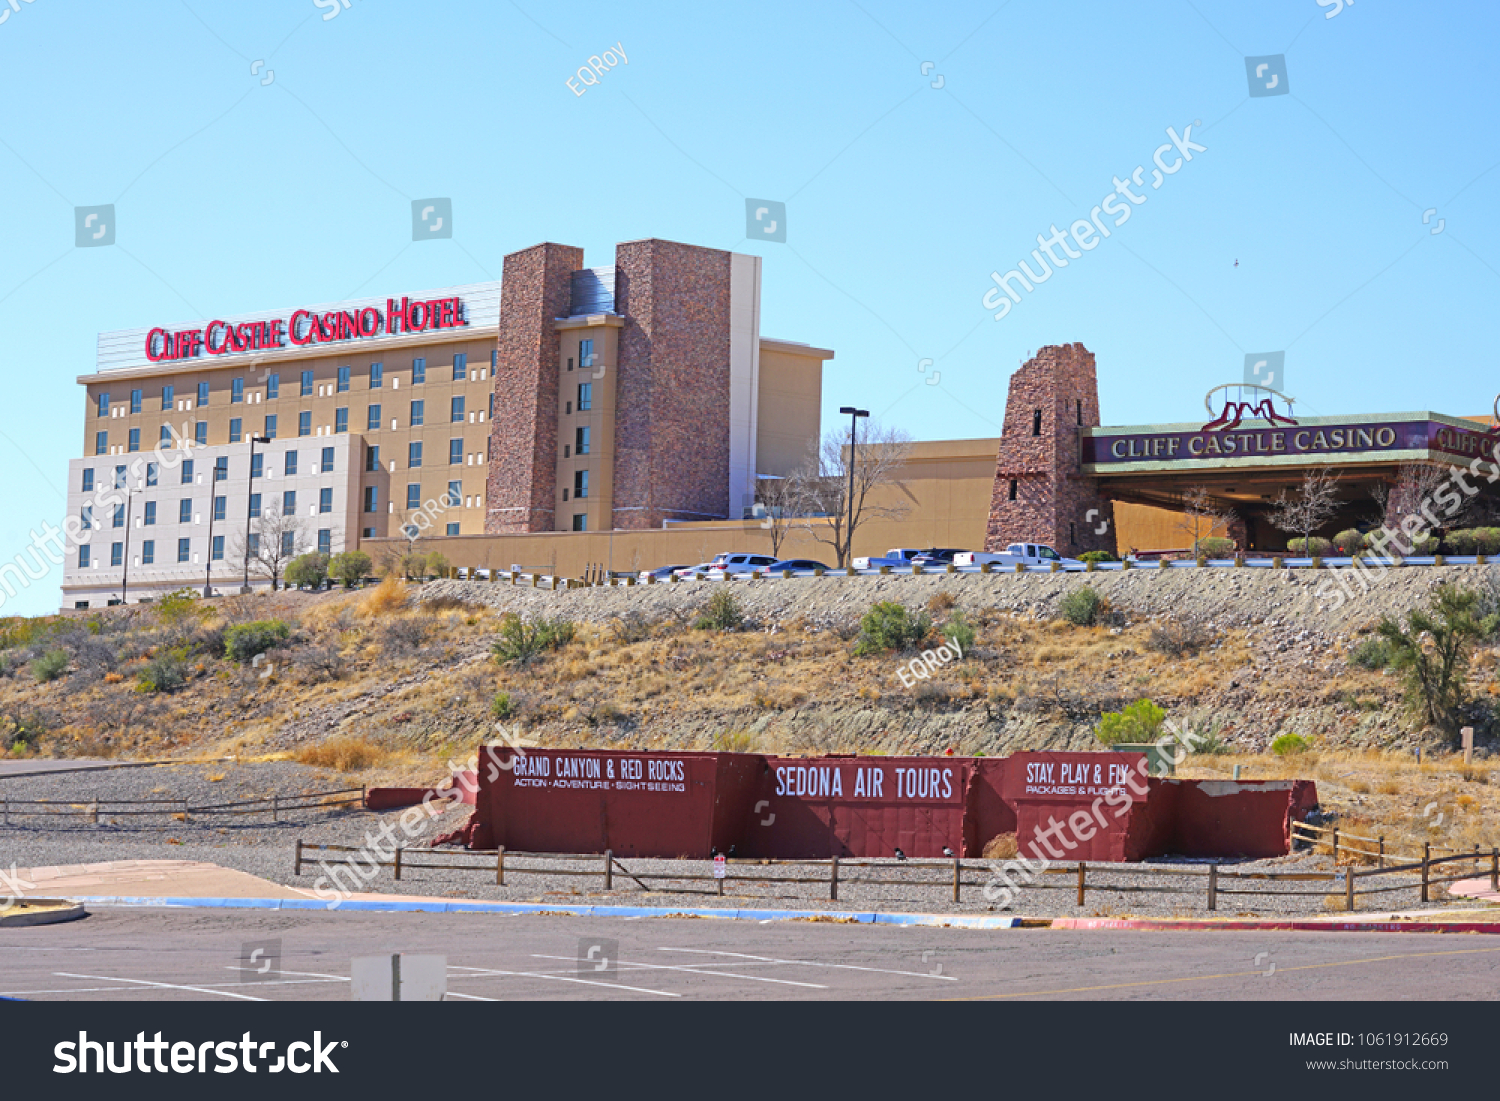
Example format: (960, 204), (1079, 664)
(3, 909), (1498, 1001)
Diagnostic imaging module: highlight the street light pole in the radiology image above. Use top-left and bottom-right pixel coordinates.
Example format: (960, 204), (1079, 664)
(203, 461), (217, 599)
(242, 436), (271, 593)
(121, 484), (133, 605)
(838, 406), (868, 568)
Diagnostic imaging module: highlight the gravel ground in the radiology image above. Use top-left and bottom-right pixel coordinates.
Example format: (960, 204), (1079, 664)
(0, 762), (1473, 920)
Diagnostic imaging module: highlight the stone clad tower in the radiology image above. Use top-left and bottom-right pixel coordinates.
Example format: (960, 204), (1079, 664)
(984, 343), (1115, 556)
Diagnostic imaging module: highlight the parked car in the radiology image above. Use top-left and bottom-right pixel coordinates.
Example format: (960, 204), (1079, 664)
(910, 548), (968, 567)
(640, 565), (690, 581)
(766, 558), (830, 574)
(954, 543), (1083, 569)
(706, 553), (779, 576)
(851, 548), (924, 570)
(672, 562), (720, 578)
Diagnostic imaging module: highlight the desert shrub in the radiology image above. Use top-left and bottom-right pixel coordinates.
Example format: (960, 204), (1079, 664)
(295, 643), (345, 683)
(1058, 586), (1102, 627)
(941, 610), (976, 656)
(1195, 536), (1236, 558)
(1094, 698), (1166, 746)
(1146, 618), (1211, 657)
(358, 576), (408, 619)
(329, 550), (374, 588)
(610, 610), (657, 644)
(853, 602), (931, 656)
(1, 709), (48, 753)
(154, 589), (206, 627)
(1444, 529), (1477, 555)
(1378, 583), (1498, 738)
(135, 650), (189, 694)
(379, 616), (431, 655)
(1286, 536), (1333, 557)
(927, 590), (957, 613)
(712, 728), (757, 753)
(1348, 636), (1391, 670)
(1332, 528), (1365, 556)
(491, 614), (576, 665)
(490, 692), (514, 720)
(694, 589), (745, 632)
(1478, 528), (1500, 556)
(31, 649), (68, 683)
(424, 552), (450, 578)
(224, 619), (291, 663)
(285, 552), (330, 589)
(1271, 732), (1311, 756)
(1078, 550), (1117, 564)
(1179, 713), (1229, 755)
(293, 734), (390, 772)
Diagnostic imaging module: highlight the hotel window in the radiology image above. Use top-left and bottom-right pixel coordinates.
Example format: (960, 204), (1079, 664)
(213, 496), (226, 521)
(128, 428), (140, 452)
(367, 404), (381, 431)
(111, 542), (123, 567)
(95, 431), (107, 455)
(195, 421), (208, 446)
(408, 441), (423, 467)
(1076, 400), (1082, 426)
(299, 410), (312, 437)
(452, 353), (467, 382)
(317, 529), (331, 555)
(81, 469), (94, 492)
(574, 469), (589, 499)
(161, 384), (173, 410)
(214, 457), (228, 482)
(337, 365), (350, 393)
(410, 399), (424, 426)
(247, 533), (260, 557)
(490, 350), (498, 369)
(1032, 409), (1042, 436)
(143, 501), (156, 526)
(145, 462), (158, 487)
(177, 538), (190, 563)
(365, 446), (380, 472)
(576, 426), (590, 455)
(405, 484), (420, 510)
(300, 370), (313, 397)
(248, 493), (261, 519)
(370, 363), (383, 388)
(1008, 479), (1018, 501)
(284, 450), (298, 476)
(447, 480), (462, 506)
(579, 339), (594, 372)
(412, 357), (426, 384)
(97, 392), (110, 417)
(489, 392), (494, 417)
(363, 485), (378, 513)
(362, 527), (375, 538)
(114, 466), (127, 488)
(141, 539), (155, 565)
(130, 389), (142, 414)
(567, 357), (573, 372)
(335, 407), (348, 433)
(80, 504), (92, 527)
(231, 377), (244, 404)
(179, 499), (192, 523)
(211, 535), (225, 560)
(572, 514), (587, 532)
(181, 459), (194, 484)
(282, 490), (296, 517)
(321, 446), (335, 473)
(197, 381), (209, 405)
(281, 530), (295, 557)
(229, 418), (242, 443)
(111, 505), (125, 529)
(78, 545), (90, 568)
(577, 382), (592, 411)
(446, 523), (460, 536)
(320, 487), (333, 514)
(159, 425), (172, 444)
(450, 396), (464, 422)
(448, 438), (462, 464)
(267, 373), (280, 400)
(250, 453), (263, 479)
(264, 414), (277, 440)
(1070, 521), (1077, 546)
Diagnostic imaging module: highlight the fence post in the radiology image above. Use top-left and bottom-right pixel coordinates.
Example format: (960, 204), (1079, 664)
(496, 846), (505, 886)
(1378, 836), (1385, 868)
(1421, 842), (1430, 903)
(1490, 847), (1497, 892)
(1076, 863), (1086, 908)
(830, 856), (839, 901)
(394, 846), (403, 881)
(1331, 828), (1338, 864)
(1208, 864), (1218, 911)
(953, 859), (962, 903)
(181, 799), (190, 823)
(272, 795), (280, 823)
(2, 795), (7, 826)
(90, 799), (99, 825)
(604, 850), (613, 891)
(294, 839), (303, 876)
(1345, 867), (1355, 911)
(717, 868), (725, 897)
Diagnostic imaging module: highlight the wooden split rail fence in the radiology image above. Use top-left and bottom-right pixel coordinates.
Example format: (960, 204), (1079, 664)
(2, 787), (365, 825)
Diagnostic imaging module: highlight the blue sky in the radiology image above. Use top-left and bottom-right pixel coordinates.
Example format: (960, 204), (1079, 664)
(1, 0), (1497, 614)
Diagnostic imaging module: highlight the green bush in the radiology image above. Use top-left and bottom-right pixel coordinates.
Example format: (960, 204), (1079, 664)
(853, 602), (931, 656)
(490, 692), (514, 720)
(1270, 732), (1310, 756)
(329, 551), (373, 588)
(1078, 550), (1117, 564)
(1480, 528), (1500, 556)
(1286, 536), (1333, 557)
(1058, 586), (1102, 627)
(1377, 583), (1498, 738)
(31, 649), (68, 683)
(1332, 528), (1365, 556)
(492, 614), (576, 665)
(1443, 528), (1500, 556)
(1094, 699), (1167, 746)
(942, 610), (976, 656)
(694, 589), (745, 632)
(154, 588), (206, 626)
(1348, 636), (1391, 670)
(224, 620), (291, 664)
(136, 650), (189, 694)
(1194, 536), (1236, 558)
(285, 552), (330, 589)
(424, 551), (450, 578)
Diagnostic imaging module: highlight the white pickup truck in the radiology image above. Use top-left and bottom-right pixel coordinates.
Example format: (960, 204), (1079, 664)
(954, 543), (1084, 569)
(851, 548), (924, 570)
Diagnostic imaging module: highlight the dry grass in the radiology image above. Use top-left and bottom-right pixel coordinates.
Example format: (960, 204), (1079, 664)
(292, 734), (398, 772)
(982, 833), (1019, 859)
(358, 577), (409, 621)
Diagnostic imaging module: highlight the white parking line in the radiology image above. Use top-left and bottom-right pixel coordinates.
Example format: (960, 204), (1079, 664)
(527, 953), (828, 989)
(442, 991), (499, 1001)
(657, 948), (959, 981)
(54, 972), (268, 1001)
(447, 964), (680, 998)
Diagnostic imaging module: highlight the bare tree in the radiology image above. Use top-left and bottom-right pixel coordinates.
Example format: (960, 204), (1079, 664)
(1269, 466), (1341, 553)
(755, 473), (805, 559)
(796, 421), (913, 567)
(231, 509), (308, 590)
(1175, 486), (1235, 554)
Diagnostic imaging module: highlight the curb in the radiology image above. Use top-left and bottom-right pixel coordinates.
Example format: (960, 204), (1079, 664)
(67, 895), (1021, 929)
(0, 899), (88, 928)
(1050, 916), (1500, 935)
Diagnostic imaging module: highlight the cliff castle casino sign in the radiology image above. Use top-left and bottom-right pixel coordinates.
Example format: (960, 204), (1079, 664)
(1085, 418), (1497, 468)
